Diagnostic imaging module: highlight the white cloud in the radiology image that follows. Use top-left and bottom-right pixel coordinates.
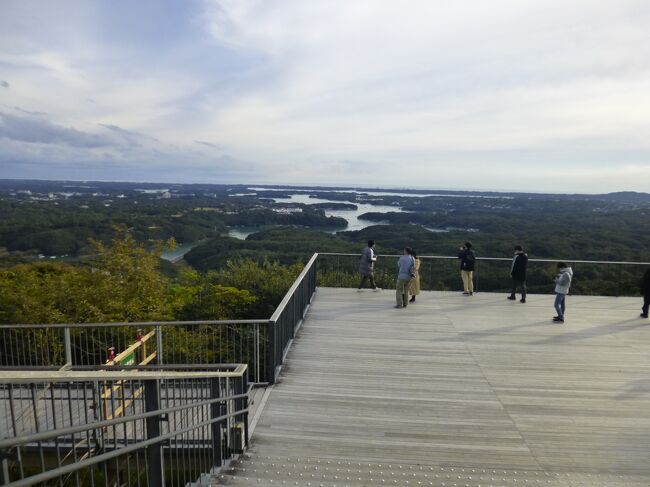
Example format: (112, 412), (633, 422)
(196, 0), (650, 191)
(1, 0), (649, 191)
(0, 107), (258, 182)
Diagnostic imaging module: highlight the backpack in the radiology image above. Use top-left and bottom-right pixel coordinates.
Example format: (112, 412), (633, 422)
(464, 251), (475, 267)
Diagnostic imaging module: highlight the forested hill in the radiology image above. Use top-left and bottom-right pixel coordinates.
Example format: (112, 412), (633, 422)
(1, 180), (649, 266)
(2, 179), (650, 202)
(1, 180), (649, 321)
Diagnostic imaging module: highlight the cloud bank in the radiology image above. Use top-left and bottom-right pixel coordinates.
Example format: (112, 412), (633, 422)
(1, 0), (649, 192)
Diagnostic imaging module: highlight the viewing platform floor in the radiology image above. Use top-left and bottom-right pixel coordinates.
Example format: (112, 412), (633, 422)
(220, 288), (650, 486)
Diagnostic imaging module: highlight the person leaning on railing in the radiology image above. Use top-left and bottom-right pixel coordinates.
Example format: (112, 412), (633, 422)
(458, 242), (475, 296)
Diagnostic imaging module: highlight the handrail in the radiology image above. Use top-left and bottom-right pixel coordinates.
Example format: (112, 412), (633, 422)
(2, 251), (645, 379)
(0, 318), (268, 330)
(0, 393), (248, 449)
(5, 251), (645, 331)
(0, 365), (247, 382)
(270, 252), (319, 322)
(0, 364), (246, 372)
(2, 406), (246, 487)
(317, 251), (650, 266)
(74, 363), (245, 371)
(0, 368), (250, 486)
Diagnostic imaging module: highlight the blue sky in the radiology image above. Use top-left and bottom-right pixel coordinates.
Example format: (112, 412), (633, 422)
(1, 0), (649, 193)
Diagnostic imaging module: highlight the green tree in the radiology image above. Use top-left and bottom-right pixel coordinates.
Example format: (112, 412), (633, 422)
(87, 226), (178, 322)
(173, 268), (257, 320)
(209, 259), (303, 317)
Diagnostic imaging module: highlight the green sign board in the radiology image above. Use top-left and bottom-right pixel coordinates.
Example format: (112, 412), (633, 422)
(120, 352), (135, 365)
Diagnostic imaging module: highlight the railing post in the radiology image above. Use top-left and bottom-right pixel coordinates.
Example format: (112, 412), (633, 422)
(63, 326), (72, 367)
(209, 378), (223, 468)
(156, 325), (163, 364)
(254, 323), (260, 384)
(311, 258), (317, 298)
(266, 320), (276, 384)
(337, 255), (340, 287)
(144, 380), (164, 486)
(292, 294), (297, 337)
(1, 450), (9, 486)
(238, 374), (249, 448)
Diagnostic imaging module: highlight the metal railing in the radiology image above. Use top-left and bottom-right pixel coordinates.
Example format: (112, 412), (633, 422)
(0, 366), (248, 487)
(0, 320), (268, 382)
(316, 252), (650, 297)
(0, 254), (319, 385)
(266, 253), (317, 384)
(3, 251), (644, 383)
(1, 250), (647, 486)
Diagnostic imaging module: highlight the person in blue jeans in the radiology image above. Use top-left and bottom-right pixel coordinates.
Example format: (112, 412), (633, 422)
(553, 262), (573, 323)
(395, 247), (415, 308)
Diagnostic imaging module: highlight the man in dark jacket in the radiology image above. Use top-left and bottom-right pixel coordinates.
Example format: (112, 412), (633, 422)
(457, 242), (475, 295)
(508, 245), (528, 303)
(641, 268), (650, 318)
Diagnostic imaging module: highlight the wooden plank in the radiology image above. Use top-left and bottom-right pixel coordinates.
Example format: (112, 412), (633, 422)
(245, 288), (650, 481)
(106, 329), (156, 366)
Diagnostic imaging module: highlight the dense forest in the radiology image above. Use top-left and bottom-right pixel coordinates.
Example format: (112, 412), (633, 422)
(0, 180), (346, 258)
(0, 227), (302, 324)
(1, 179), (649, 326)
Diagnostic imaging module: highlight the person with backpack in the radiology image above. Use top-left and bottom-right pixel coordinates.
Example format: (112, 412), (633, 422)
(358, 240), (380, 291)
(640, 268), (650, 318)
(507, 245), (528, 303)
(553, 262), (573, 323)
(457, 242), (475, 295)
(395, 247), (415, 308)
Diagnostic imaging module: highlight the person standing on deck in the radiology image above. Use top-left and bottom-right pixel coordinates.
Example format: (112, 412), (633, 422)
(457, 242), (475, 295)
(358, 240), (380, 291)
(395, 247), (415, 308)
(553, 262), (573, 323)
(640, 268), (650, 318)
(507, 245), (528, 303)
(409, 250), (421, 303)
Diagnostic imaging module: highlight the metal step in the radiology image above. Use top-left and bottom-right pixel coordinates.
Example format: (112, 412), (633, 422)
(207, 455), (650, 487)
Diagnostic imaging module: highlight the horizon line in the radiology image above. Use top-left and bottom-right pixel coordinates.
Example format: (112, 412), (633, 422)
(0, 177), (648, 197)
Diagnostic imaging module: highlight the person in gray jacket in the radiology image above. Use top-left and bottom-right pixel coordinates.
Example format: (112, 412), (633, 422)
(553, 262), (573, 323)
(395, 247), (415, 308)
(358, 240), (380, 291)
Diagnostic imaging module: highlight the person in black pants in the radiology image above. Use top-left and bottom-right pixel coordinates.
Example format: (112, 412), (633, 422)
(507, 245), (528, 303)
(457, 242), (476, 295)
(358, 240), (380, 291)
(641, 268), (650, 318)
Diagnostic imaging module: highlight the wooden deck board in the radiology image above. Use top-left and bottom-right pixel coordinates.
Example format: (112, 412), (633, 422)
(244, 287), (650, 482)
